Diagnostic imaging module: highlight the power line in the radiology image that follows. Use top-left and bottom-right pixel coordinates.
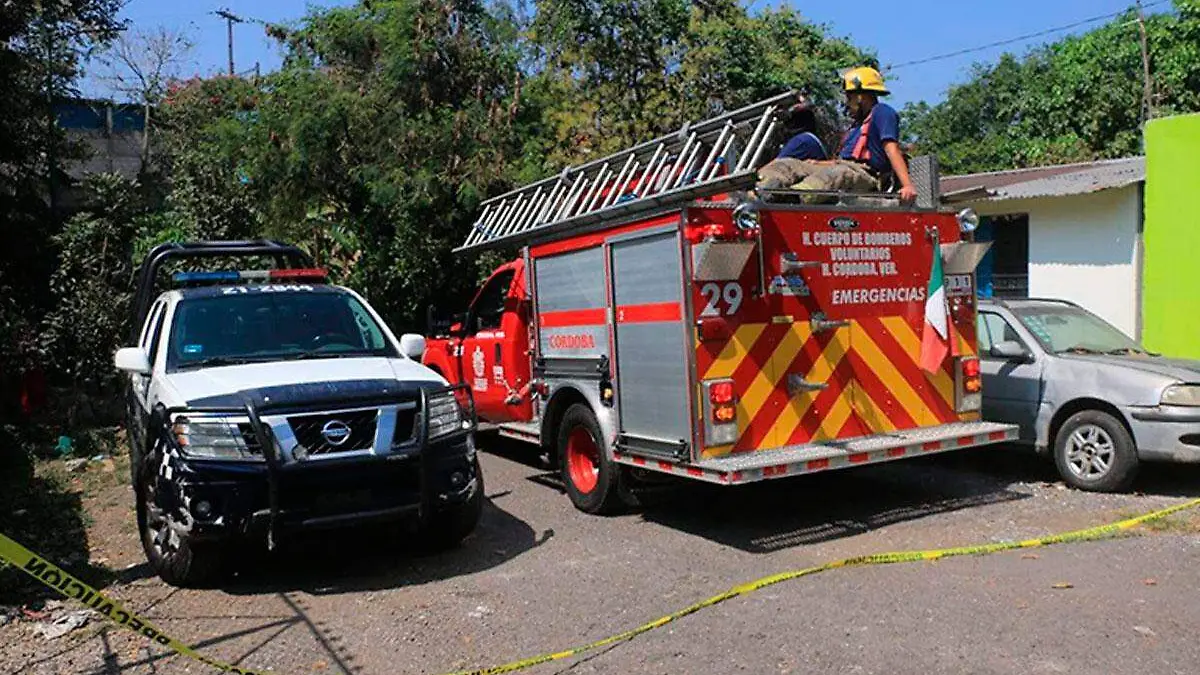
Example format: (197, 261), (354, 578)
(886, 0), (1170, 71)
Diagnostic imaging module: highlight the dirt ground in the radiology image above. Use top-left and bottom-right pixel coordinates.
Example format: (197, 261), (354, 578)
(2, 440), (1199, 675)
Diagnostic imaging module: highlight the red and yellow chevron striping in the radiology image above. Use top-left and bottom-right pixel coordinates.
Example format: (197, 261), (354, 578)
(696, 312), (977, 459)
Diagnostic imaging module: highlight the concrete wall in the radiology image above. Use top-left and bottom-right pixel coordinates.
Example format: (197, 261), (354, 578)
(1143, 114), (1200, 359)
(971, 185), (1141, 338)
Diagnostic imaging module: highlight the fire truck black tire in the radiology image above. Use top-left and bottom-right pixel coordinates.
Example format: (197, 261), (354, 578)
(134, 449), (227, 588)
(557, 404), (623, 515)
(1053, 409), (1138, 493)
(418, 457), (484, 550)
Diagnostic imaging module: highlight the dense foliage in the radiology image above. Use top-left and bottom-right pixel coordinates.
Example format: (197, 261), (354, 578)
(6, 0), (1197, 448)
(0, 0), (124, 415)
(904, 0), (1200, 174)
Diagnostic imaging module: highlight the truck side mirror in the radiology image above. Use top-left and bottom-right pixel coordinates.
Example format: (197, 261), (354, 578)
(399, 334), (426, 360)
(990, 341), (1032, 363)
(114, 347), (152, 375)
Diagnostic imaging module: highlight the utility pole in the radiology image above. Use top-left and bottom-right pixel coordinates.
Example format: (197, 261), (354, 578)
(1135, 0), (1154, 124)
(214, 9), (243, 76)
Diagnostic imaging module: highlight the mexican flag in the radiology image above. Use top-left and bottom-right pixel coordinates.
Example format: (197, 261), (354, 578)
(920, 247), (952, 373)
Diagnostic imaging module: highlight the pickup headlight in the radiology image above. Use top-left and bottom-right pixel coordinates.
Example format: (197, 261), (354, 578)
(427, 392), (469, 440)
(172, 416), (261, 460)
(1161, 384), (1200, 407)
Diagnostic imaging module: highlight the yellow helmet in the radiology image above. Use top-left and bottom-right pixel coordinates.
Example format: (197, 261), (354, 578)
(843, 66), (889, 96)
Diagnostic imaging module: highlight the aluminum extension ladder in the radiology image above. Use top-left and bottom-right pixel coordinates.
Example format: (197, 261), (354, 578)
(456, 91), (798, 254)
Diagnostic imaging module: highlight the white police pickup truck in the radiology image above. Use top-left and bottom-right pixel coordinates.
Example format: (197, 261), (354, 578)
(114, 241), (481, 587)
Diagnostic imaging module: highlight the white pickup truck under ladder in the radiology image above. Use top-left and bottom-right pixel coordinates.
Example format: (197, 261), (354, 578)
(456, 91), (798, 254)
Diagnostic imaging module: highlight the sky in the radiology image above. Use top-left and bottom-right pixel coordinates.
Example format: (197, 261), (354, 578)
(86, 0), (1169, 109)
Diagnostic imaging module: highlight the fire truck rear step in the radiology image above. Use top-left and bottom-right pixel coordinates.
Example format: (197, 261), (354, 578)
(612, 421), (1017, 486)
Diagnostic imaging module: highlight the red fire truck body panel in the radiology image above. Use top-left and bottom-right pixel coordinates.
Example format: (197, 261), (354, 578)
(687, 207), (979, 459)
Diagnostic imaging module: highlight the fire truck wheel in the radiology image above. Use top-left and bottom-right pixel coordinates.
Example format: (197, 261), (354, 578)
(558, 404), (622, 515)
(1053, 409), (1138, 493)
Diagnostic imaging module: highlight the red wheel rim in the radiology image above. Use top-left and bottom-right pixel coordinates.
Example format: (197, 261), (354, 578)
(566, 426), (600, 494)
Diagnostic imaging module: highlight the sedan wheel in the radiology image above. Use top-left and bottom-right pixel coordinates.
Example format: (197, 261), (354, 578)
(1053, 409), (1138, 493)
(1064, 424), (1116, 481)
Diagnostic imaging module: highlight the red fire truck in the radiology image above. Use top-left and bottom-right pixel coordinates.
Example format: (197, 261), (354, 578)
(424, 92), (1017, 513)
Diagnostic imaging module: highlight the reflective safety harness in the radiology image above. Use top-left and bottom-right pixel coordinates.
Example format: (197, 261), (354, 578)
(842, 109), (875, 163)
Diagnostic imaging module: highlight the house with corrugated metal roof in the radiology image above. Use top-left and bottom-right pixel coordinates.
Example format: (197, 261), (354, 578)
(940, 156), (1146, 340)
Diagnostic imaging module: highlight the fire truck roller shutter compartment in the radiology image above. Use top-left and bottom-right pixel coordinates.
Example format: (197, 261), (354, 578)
(535, 246), (611, 362)
(610, 229), (692, 457)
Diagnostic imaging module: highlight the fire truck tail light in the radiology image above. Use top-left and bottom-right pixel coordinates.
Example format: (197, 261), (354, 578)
(709, 381), (734, 405)
(713, 404), (736, 423)
(704, 379), (738, 444)
(955, 357), (982, 413)
(697, 317), (732, 342)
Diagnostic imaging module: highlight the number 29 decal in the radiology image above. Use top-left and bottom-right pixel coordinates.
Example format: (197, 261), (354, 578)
(699, 282), (744, 317)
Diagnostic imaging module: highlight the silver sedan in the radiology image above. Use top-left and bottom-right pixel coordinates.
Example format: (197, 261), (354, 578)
(976, 298), (1200, 492)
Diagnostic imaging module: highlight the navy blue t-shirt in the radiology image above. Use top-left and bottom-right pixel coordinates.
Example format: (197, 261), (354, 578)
(777, 132), (828, 161)
(839, 102), (900, 174)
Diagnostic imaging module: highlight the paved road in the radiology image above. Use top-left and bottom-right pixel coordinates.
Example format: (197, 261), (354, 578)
(3, 441), (1199, 675)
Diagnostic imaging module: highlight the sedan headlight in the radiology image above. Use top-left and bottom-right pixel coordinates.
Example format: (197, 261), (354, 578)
(427, 392), (469, 440)
(1161, 384), (1200, 407)
(172, 416), (260, 460)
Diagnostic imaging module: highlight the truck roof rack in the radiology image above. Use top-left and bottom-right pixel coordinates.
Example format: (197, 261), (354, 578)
(130, 240), (313, 341)
(456, 91), (801, 255)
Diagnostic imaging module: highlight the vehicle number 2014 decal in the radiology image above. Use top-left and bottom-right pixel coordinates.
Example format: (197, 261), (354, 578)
(699, 282), (743, 317)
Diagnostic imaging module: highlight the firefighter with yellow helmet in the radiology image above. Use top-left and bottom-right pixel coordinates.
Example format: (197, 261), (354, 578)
(837, 66), (917, 202)
(756, 66), (917, 203)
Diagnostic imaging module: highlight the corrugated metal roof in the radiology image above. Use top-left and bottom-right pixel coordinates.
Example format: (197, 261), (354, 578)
(941, 156), (1145, 203)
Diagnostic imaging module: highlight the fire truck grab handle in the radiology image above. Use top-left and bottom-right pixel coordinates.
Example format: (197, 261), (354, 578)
(811, 312), (851, 333)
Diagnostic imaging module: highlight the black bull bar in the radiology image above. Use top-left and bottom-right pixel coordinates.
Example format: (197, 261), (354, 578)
(155, 382), (476, 548)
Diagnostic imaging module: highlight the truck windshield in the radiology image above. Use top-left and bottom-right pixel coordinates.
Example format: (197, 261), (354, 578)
(167, 289), (396, 371)
(1011, 305), (1146, 355)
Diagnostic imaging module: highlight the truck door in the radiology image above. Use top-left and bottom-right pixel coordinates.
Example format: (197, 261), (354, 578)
(462, 266), (528, 423)
(610, 229), (692, 457)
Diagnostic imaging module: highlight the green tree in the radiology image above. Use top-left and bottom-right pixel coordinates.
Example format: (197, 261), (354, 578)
(904, 0), (1200, 174)
(152, 0), (527, 329)
(676, 4), (874, 151)
(40, 174), (150, 425)
(148, 0), (876, 331)
(0, 0), (123, 422)
(528, 0), (874, 166)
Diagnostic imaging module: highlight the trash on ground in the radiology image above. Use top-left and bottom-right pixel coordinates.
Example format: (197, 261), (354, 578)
(32, 611), (91, 640)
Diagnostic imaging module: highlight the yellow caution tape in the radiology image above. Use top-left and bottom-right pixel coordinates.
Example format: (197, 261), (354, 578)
(0, 533), (267, 675)
(3, 497), (1198, 675)
(444, 497), (1200, 675)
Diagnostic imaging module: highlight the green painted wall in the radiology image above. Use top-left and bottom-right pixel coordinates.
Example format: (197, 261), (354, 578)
(1142, 114), (1200, 359)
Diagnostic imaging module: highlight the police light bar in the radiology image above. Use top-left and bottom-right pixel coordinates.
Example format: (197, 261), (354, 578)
(172, 268), (328, 284)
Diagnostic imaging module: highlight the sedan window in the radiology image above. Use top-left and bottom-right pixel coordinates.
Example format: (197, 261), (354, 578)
(978, 312), (1024, 354)
(1011, 305), (1146, 355)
